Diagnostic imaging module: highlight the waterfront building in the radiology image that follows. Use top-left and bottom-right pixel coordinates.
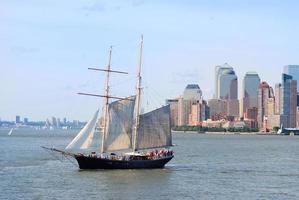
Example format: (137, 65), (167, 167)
(175, 84), (209, 126)
(189, 102), (200, 126)
(280, 74), (297, 128)
(213, 63), (239, 119)
(214, 63), (233, 99)
(214, 63), (239, 119)
(63, 117), (67, 125)
(265, 97), (280, 131)
(267, 115), (281, 131)
(57, 118), (61, 128)
(180, 84), (203, 125)
(244, 107), (258, 129)
(218, 67), (238, 100)
(178, 97), (190, 126)
(51, 117), (58, 128)
(257, 81), (275, 130)
(189, 100), (209, 126)
(227, 99), (239, 119)
(240, 72), (260, 118)
(267, 98), (275, 117)
(223, 121), (247, 129)
(166, 98), (179, 127)
(208, 99), (227, 120)
(275, 83), (282, 114)
(244, 107), (258, 120)
(24, 118), (28, 124)
(202, 119), (224, 128)
(284, 65), (299, 91)
(183, 84), (202, 100)
(16, 115), (21, 124)
(296, 107), (299, 127)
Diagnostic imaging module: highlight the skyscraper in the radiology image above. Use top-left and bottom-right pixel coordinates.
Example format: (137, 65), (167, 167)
(178, 96), (190, 126)
(183, 84), (202, 100)
(189, 99), (209, 125)
(177, 84), (208, 126)
(218, 68), (238, 100)
(166, 98), (179, 127)
(284, 65), (299, 91)
(241, 72), (260, 118)
(214, 63), (233, 99)
(275, 83), (282, 115)
(217, 64), (239, 118)
(257, 81), (274, 129)
(280, 74), (297, 128)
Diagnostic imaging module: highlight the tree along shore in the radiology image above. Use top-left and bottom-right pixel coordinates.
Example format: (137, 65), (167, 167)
(172, 125), (259, 133)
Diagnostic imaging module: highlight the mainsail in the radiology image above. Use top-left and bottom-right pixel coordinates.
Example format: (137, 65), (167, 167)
(65, 109), (99, 151)
(137, 105), (172, 150)
(103, 96), (136, 152)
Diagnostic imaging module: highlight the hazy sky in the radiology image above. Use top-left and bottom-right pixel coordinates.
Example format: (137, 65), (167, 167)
(1, 0), (299, 121)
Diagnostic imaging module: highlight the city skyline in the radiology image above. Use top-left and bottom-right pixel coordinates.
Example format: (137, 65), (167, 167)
(0, 114), (86, 124)
(1, 0), (299, 121)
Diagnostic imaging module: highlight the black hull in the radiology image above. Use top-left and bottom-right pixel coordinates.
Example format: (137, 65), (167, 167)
(74, 155), (174, 169)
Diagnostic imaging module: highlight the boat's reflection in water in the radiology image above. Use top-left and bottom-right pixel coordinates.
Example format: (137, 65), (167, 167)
(77, 167), (174, 200)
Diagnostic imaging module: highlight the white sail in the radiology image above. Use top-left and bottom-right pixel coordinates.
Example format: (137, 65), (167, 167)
(8, 128), (13, 136)
(104, 96), (136, 152)
(65, 109), (99, 150)
(137, 105), (172, 150)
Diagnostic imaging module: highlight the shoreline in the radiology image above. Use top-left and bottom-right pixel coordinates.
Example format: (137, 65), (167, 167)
(172, 130), (278, 135)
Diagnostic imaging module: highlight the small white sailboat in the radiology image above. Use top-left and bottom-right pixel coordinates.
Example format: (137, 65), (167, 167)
(8, 128), (13, 136)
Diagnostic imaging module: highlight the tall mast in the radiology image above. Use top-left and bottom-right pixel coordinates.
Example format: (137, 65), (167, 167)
(133, 35), (143, 151)
(101, 46), (112, 154)
(78, 46), (130, 153)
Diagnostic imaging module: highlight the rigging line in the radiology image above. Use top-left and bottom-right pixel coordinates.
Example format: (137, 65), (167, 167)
(141, 81), (164, 106)
(142, 89), (162, 110)
(148, 86), (165, 104)
(149, 89), (166, 108)
(63, 154), (78, 167)
(142, 79), (165, 101)
(42, 148), (64, 163)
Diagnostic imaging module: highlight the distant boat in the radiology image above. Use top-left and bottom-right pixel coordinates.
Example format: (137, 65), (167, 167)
(8, 128), (13, 136)
(277, 124), (299, 136)
(42, 36), (174, 169)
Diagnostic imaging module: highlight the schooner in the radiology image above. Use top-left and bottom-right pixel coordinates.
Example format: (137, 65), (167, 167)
(43, 36), (174, 169)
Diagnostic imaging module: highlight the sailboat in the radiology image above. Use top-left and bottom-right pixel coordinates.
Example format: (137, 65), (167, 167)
(43, 36), (174, 169)
(8, 128), (13, 136)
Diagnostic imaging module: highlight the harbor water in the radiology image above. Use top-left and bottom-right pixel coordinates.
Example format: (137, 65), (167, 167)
(1, 129), (299, 200)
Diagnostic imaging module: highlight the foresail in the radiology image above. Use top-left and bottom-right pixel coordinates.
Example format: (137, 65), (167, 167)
(65, 109), (99, 151)
(104, 96), (135, 152)
(137, 105), (172, 150)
